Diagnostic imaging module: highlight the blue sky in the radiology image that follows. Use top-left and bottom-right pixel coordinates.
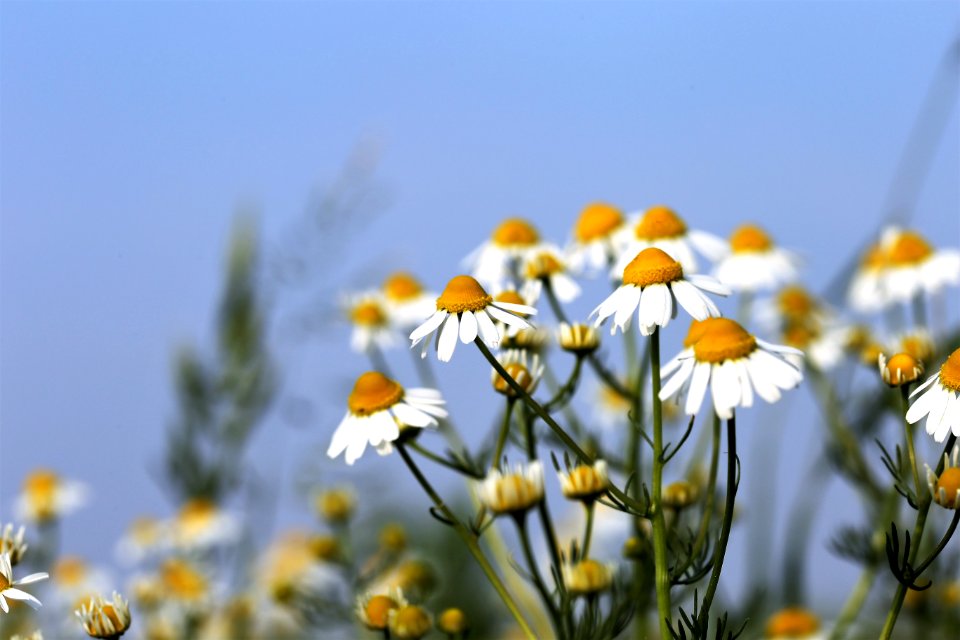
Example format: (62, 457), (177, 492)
(2, 0), (958, 613)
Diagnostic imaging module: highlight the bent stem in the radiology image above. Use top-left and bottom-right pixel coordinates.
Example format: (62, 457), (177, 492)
(395, 444), (537, 640)
(492, 399), (516, 471)
(582, 502), (596, 558)
(649, 328), (673, 640)
(697, 412), (738, 632)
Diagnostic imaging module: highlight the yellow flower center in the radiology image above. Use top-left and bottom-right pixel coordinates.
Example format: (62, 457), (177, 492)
(54, 556), (88, 586)
(936, 468), (960, 509)
(129, 517), (161, 545)
(940, 349), (960, 392)
(316, 489), (354, 522)
(160, 559), (208, 601)
(682, 318), (713, 348)
(351, 300), (388, 327)
(436, 275), (492, 313)
(348, 371), (404, 416)
(364, 595), (397, 629)
(310, 534), (341, 561)
(663, 480), (698, 508)
(887, 231), (933, 266)
(900, 333), (934, 363)
(493, 363), (534, 396)
(692, 318), (757, 363)
(633, 205), (687, 240)
(525, 252), (564, 278)
(100, 603), (126, 633)
(383, 272), (423, 301)
(622, 247), (684, 287)
(729, 224), (774, 253)
(566, 560), (611, 594)
(491, 218), (539, 247)
(391, 605), (432, 638)
(575, 202), (623, 242)
(777, 286), (817, 320)
(782, 324), (816, 350)
(24, 470), (60, 519)
(0, 573), (9, 590)
(438, 608), (468, 634)
(861, 243), (886, 270)
(883, 353), (922, 386)
(765, 607), (820, 637)
(177, 498), (218, 537)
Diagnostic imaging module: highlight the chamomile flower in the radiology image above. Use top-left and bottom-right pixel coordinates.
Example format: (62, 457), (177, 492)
(523, 245), (581, 303)
(115, 516), (164, 565)
(562, 559), (615, 597)
(659, 318), (804, 420)
(389, 605), (433, 640)
(409, 275), (537, 362)
(880, 226), (960, 303)
(464, 217), (546, 288)
(476, 462), (545, 516)
(327, 371), (447, 465)
(381, 272), (436, 327)
(780, 323), (851, 372)
(558, 322), (600, 354)
(755, 285), (830, 334)
(0, 524), (28, 567)
(592, 247), (728, 336)
(157, 558), (211, 609)
(491, 350), (544, 398)
(0, 551), (48, 613)
(848, 241), (888, 313)
(15, 469), (88, 523)
(344, 293), (397, 353)
(906, 348), (960, 443)
(558, 461), (609, 502)
(75, 591), (132, 639)
(878, 352), (924, 387)
(613, 205), (726, 275)
(764, 607), (823, 640)
(714, 224), (799, 292)
(356, 588), (408, 631)
(51, 556), (111, 611)
(170, 499), (240, 551)
(926, 442), (960, 510)
(259, 532), (342, 606)
(567, 202), (627, 273)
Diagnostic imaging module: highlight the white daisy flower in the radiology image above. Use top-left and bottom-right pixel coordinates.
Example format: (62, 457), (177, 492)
(562, 559), (615, 597)
(491, 349), (544, 398)
(475, 461), (544, 516)
(327, 371), (447, 465)
(592, 247), (728, 337)
(878, 352), (924, 388)
(557, 460), (609, 502)
(0, 524), (28, 567)
(75, 591), (132, 639)
(0, 551), (48, 613)
(714, 223), (799, 292)
(764, 607), (824, 640)
(754, 285), (831, 335)
(115, 516), (165, 566)
(409, 275), (537, 362)
(566, 202), (627, 274)
(169, 498), (240, 551)
(522, 245), (581, 303)
(613, 205), (727, 276)
(50, 556), (111, 610)
(880, 226), (960, 303)
(344, 293), (397, 353)
(463, 218), (546, 288)
(381, 272), (436, 328)
(14, 469), (88, 523)
(659, 318), (803, 420)
(847, 241), (889, 313)
(906, 348), (960, 443)
(926, 442), (960, 510)
(779, 323), (851, 372)
(356, 587), (409, 631)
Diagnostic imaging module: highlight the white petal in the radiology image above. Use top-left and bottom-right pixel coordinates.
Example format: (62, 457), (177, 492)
(660, 358), (695, 400)
(438, 314), (460, 362)
(475, 310), (501, 347)
(552, 274), (581, 302)
(613, 286), (642, 329)
(327, 414), (355, 459)
(746, 356), (782, 404)
(685, 362), (711, 415)
(487, 305), (530, 329)
(14, 572), (48, 586)
(688, 273), (731, 296)
(459, 311), (479, 344)
(0, 594), (8, 613)
(345, 426), (369, 465)
(670, 280), (708, 320)
(410, 310), (447, 345)
(711, 361), (740, 418)
(495, 301), (538, 315)
(909, 373), (940, 399)
(592, 286), (629, 323)
(752, 350), (803, 389)
(906, 384), (940, 424)
(2, 588), (42, 609)
(392, 402), (435, 428)
(735, 359), (753, 408)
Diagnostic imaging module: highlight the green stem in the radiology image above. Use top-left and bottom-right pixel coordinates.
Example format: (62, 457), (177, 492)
(408, 441), (484, 479)
(492, 399), (516, 471)
(582, 502), (595, 558)
(515, 515), (563, 638)
(697, 412), (738, 631)
(475, 338), (648, 516)
(650, 328), (673, 640)
(396, 444), (537, 640)
(900, 385), (922, 498)
(672, 413), (721, 580)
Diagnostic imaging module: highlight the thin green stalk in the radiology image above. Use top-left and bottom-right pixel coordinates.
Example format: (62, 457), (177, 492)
(672, 413), (721, 580)
(395, 444), (537, 640)
(900, 386), (922, 497)
(408, 441), (484, 479)
(492, 399), (516, 471)
(518, 404), (564, 584)
(474, 338), (648, 516)
(629, 341), (650, 639)
(697, 412), (738, 631)
(582, 502), (596, 558)
(650, 327), (673, 640)
(515, 515), (563, 638)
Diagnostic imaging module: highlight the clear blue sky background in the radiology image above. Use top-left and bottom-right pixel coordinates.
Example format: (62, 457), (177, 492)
(2, 0), (959, 619)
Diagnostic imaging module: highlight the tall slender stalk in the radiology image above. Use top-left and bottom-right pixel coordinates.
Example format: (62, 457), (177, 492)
(697, 412), (738, 631)
(395, 444), (537, 640)
(649, 327), (673, 640)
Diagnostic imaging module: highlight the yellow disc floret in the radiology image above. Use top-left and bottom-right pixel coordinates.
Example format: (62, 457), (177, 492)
(436, 275), (492, 313)
(939, 349), (960, 393)
(160, 558), (208, 602)
(887, 231), (933, 266)
(692, 318), (757, 363)
(383, 272), (423, 301)
(525, 252), (564, 278)
(438, 608), (468, 634)
(564, 559), (613, 596)
(633, 205), (687, 240)
(23, 469), (60, 521)
(351, 300), (388, 326)
(881, 353), (923, 387)
(575, 202), (624, 242)
(491, 218), (539, 247)
(348, 371), (404, 416)
(936, 468), (960, 509)
(389, 604), (433, 639)
(777, 286), (817, 321)
(363, 595), (398, 630)
(730, 224), (774, 253)
(622, 248), (684, 287)
(764, 607), (820, 637)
